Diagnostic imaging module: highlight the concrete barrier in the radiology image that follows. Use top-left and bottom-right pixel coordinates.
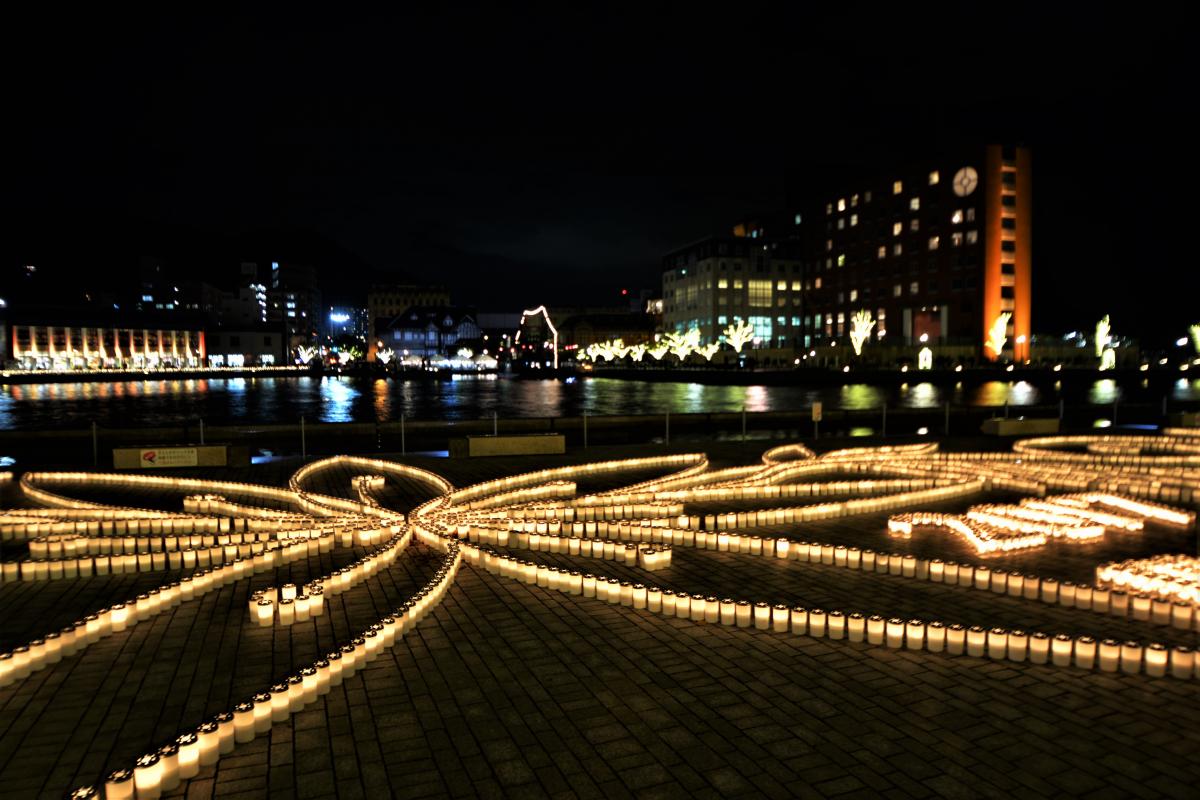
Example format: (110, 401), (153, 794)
(980, 418), (1060, 436)
(450, 434), (566, 458)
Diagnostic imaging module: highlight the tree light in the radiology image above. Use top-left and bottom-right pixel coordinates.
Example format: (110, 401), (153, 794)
(722, 319), (755, 353)
(849, 310), (875, 356)
(986, 312), (1010, 358)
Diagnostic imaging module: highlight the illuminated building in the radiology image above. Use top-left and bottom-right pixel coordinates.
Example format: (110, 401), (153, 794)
(802, 145), (1032, 360)
(366, 284), (450, 361)
(6, 320), (206, 371)
(661, 228), (806, 348)
(326, 306), (368, 341)
(377, 307), (480, 360)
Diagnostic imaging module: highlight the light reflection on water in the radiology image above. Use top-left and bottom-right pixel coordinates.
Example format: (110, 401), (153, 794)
(0, 374), (1195, 430)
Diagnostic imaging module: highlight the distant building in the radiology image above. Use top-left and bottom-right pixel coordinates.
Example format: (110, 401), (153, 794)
(264, 261), (322, 351)
(5, 313), (206, 371)
(661, 233), (806, 349)
(559, 312), (657, 349)
(326, 306), (368, 341)
(801, 144), (1032, 360)
(377, 307), (480, 359)
(367, 284), (451, 360)
(204, 325), (287, 367)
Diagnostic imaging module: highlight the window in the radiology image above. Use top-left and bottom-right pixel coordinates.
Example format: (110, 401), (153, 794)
(865, 190), (872, 203)
(837, 198), (846, 212)
(825, 257), (833, 269)
(777, 316), (786, 326)
(928, 236), (940, 251)
(718, 295), (727, 306)
(893, 284), (902, 297)
(849, 289), (858, 302)
(814, 277), (822, 289)
(733, 279), (744, 289)
(877, 308), (887, 337)
(837, 292), (844, 304)
(952, 232), (964, 247)
(718, 315), (728, 325)
(1001, 241), (1016, 253)
(1001, 217), (1016, 230)
(1001, 262), (1015, 275)
(776, 280), (787, 290)
(748, 316), (773, 340)
(1002, 195), (1017, 208)
(952, 209), (963, 225)
(966, 207), (976, 222)
(892, 222), (902, 236)
(794, 213), (802, 225)
(718, 278), (728, 289)
(893, 243), (903, 256)
(826, 203), (833, 215)
(791, 280), (801, 291)
(826, 239), (833, 252)
(910, 281), (919, 295)
(893, 180), (903, 195)
(851, 193), (859, 207)
(877, 246), (887, 260)
(850, 213), (858, 226)
(791, 316), (801, 326)
(909, 197), (920, 211)
(966, 230), (978, 245)
(910, 219), (920, 232)
(837, 254), (846, 267)
(1001, 286), (1015, 299)
(748, 280), (772, 306)
(929, 170), (940, 185)
(837, 218), (845, 230)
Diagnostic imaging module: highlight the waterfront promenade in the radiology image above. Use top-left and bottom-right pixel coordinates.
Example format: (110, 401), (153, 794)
(2, 439), (1198, 798)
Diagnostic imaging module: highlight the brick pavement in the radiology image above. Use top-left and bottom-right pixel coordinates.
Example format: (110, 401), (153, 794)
(0, 440), (1198, 798)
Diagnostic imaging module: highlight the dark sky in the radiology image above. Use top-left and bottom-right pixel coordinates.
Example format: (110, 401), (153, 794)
(3, 6), (1195, 342)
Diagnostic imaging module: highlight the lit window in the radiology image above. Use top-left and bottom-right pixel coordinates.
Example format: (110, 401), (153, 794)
(952, 232), (964, 247)
(877, 246), (887, 260)
(837, 218), (845, 229)
(893, 243), (903, 256)
(910, 281), (919, 295)
(850, 214), (858, 226)
(849, 289), (858, 302)
(877, 309), (887, 337)
(791, 316), (801, 326)
(966, 230), (978, 244)
(733, 279), (744, 289)
(141, 295), (153, 302)
(814, 277), (822, 289)
(893, 180), (903, 195)
(826, 239), (833, 252)
(777, 280), (787, 290)
(851, 193), (859, 207)
(892, 222), (902, 236)
(825, 258), (833, 269)
(893, 285), (902, 297)
(929, 170), (940, 185)
(966, 207), (976, 221)
(794, 213), (802, 225)
(952, 209), (963, 224)
(748, 280), (773, 307)
(837, 254), (846, 267)
(826, 203), (833, 215)
(718, 278), (728, 289)
(910, 219), (920, 232)
(791, 280), (801, 291)
(837, 198), (846, 212)
(865, 190), (872, 203)
(928, 236), (940, 251)
(909, 197), (920, 211)
(718, 315), (727, 325)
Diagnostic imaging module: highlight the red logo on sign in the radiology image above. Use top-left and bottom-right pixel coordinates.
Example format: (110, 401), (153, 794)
(143, 451), (157, 463)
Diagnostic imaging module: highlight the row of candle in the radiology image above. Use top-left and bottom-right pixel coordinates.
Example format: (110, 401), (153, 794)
(1097, 554), (1200, 605)
(444, 453), (707, 508)
(1013, 434), (1200, 468)
(501, 500), (684, 522)
(26, 529), (307, 559)
(464, 544), (1192, 680)
(463, 480), (578, 512)
(77, 542), (462, 800)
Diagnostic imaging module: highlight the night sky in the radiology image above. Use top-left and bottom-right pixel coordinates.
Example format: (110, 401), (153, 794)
(4, 7), (1194, 343)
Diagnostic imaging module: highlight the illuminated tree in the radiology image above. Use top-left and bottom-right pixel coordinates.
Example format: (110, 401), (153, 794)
(627, 343), (648, 362)
(697, 342), (721, 361)
(985, 312), (1011, 358)
(1095, 315), (1112, 358)
(849, 310), (875, 356)
(339, 346), (362, 364)
(918, 347), (933, 370)
(664, 328), (701, 360)
(722, 318), (755, 353)
(1189, 323), (1200, 354)
(376, 348), (395, 365)
(647, 341), (670, 360)
(296, 346), (318, 365)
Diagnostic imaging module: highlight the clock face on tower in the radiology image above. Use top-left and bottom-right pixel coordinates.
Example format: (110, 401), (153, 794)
(953, 166), (978, 197)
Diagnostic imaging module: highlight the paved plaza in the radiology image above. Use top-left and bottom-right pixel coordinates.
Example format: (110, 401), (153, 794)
(2, 438), (1199, 799)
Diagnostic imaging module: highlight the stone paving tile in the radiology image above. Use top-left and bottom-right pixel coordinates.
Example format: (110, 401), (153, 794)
(0, 440), (1198, 798)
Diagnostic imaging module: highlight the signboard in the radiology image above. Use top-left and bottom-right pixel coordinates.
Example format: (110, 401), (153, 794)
(811, 402), (823, 422)
(137, 447), (199, 468)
